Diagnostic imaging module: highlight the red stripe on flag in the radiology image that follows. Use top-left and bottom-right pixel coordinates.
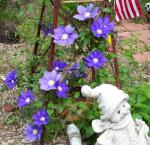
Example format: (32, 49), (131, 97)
(128, 0), (137, 17)
(124, 0), (132, 19)
(114, 0), (143, 21)
(135, 0), (142, 16)
(119, 0), (127, 19)
(115, 1), (122, 21)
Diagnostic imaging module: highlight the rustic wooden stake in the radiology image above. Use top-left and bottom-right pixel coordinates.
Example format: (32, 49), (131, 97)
(105, 0), (121, 88)
(40, 1), (61, 145)
(31, 1), (46, 74)
(48, 0), (60, 71)
(111, 35), (121, 88)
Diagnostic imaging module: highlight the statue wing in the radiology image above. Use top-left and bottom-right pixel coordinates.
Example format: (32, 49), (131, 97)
(92, 119), (111, 133)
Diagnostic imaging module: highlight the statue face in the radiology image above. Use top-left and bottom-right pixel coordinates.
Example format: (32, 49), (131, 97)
(109, 101), (130, 123)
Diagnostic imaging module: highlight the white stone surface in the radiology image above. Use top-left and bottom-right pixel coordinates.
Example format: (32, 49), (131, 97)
(81, 84), (150, 145)
(67, 124), (82, 145)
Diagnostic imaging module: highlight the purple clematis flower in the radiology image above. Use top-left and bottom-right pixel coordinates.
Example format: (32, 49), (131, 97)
(41, 23), (52, 36)
(53, 60), (67, 71)
(103, 16), (115, 31)
(74, 71), (87, 79)
(4, 70), (17, 89)
(17, 90), (35, 108)
(73, 3), (99, 21)
(56, 82), (69, 98)
(51, 24), (78, 46)
(84, 50), (107, 69)
(24, 124), (42, 142)
(67, 63), (87, 79)
(39, 70), (62, 91)
(32, 109), (49, 126)
(71, 63), (80, 70)
(90, 16), (114, 39)
(67, 63), (80, 74)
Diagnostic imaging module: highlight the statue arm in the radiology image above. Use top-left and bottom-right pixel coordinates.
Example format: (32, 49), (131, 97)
(81, 85), (102, 99)
(96, 130), (114, 145)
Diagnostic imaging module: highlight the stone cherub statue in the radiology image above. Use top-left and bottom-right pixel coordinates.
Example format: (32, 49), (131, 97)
(81, 84), (150, 145)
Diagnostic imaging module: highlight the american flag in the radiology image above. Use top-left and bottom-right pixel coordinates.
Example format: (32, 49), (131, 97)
(114, 0), (142, 21)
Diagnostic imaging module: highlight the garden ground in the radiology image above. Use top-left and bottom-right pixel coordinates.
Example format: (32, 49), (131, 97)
(0, 21), (150, 145)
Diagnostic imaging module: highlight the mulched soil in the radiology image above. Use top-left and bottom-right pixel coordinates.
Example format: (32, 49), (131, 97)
(0, 23), (20, 44)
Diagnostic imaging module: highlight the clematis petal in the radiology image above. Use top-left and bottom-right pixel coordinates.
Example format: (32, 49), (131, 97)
(86, 3), (94, 11)
(77, 5), (86, 14)
(73, 14), (85, 21)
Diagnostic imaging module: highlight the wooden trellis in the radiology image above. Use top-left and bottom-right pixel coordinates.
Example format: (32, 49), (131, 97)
(35, 1), (121, 145)
(32, 0), (121, 89)
(51, 0), (120, 87)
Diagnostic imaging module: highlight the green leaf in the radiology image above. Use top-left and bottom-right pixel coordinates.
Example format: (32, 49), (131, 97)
(47, 109), (54, 116)
(102, 8), (112, 14)
(74, 92), (80, 98)
(28, 4), (34, 14)
(33, 101), (43, 108)
(77, 103), (89, 111)
(132, 113), (142, 120)
(85, 126), (95, 138)
(47, 102), (57, 109)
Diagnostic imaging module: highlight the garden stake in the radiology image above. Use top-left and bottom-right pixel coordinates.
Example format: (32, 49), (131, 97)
(112, 35), (121, 88)
(40, 1), (61, 145)
(105, 0), (121, 88)
(48, 0), (60, 72)
(31, 1), (46, 74)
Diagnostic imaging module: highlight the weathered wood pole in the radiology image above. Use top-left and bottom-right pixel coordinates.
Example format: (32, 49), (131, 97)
(48, 0), (60, 71)
(105, 0), (121, 88)
(40, 1), (61, 145)
(112, 35), (121, 88)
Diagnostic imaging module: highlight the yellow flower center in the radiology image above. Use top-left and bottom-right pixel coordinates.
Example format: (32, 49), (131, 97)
(84, 12), (90, 17)
(62, 34), (68, 40)
(48, 80), (55, 86)
(32, 129), (38, 135)
(97, 29), (102, 34)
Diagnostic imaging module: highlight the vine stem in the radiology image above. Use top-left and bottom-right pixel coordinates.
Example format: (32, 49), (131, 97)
(31, 1), (46, 74)
(40, 1), (61, 145)
(91, 68), (96, 81)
